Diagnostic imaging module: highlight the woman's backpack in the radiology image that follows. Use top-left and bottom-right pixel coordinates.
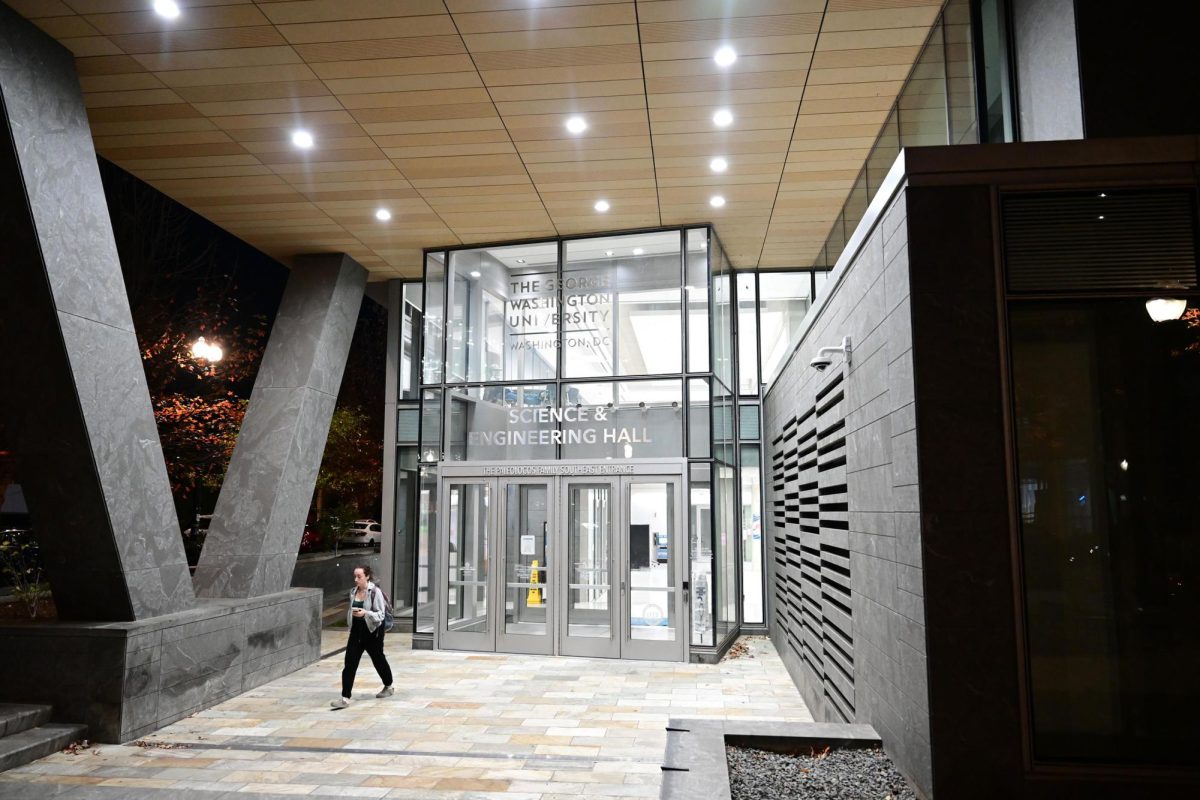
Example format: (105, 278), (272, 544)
(375, 586), (395, 632)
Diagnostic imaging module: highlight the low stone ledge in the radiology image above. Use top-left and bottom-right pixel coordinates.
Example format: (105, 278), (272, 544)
(661, 718), (882, 800)
(0, 588), (321, 743)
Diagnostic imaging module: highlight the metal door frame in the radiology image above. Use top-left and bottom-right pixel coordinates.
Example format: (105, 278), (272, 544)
(619, 474), (687, 662)
(437, 459), (689, 662)
(495, 477), (556, 656)
(436, 476), (496, 652)
(557, 476), (621, 659)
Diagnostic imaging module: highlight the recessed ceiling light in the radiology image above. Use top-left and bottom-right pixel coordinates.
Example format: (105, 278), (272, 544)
(469, 270), (481, 278)
(633, 247), (645, 256)
(566, 116), (588, 134)
(605, 250), (614, 257)
(714, 46), (737, 67)
(713, 109), (734, 127)
(1098, 215), (1105, 220)
(1099, 192), (1108, 198)
(710, 157), (728, 173)
(291, 129), (314, 149)
(375, 208), (391, 221)
(594, 199), (610, 212)
(710, 195), (726, 208)
(515, 258), (526, 263)
(153, 0), (181, 19)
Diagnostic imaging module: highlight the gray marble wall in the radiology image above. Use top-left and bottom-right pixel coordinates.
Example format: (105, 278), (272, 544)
(0, 588), (321, 742)
(0, 4), (193, 621)
(195, 254), (367, 599)
(764, 188), (931, 795)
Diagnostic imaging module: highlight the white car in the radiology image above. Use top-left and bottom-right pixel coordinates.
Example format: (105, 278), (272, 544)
(341, 519), (381, 548)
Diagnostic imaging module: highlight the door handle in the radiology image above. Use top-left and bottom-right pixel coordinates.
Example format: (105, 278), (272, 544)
(683, 580), (690, 605)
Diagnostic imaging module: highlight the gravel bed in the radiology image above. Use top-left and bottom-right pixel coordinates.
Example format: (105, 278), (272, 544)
(726, 744), (916, 800)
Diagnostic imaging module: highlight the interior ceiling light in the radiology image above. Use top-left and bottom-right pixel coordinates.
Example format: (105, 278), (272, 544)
(374, 208), (391, 221)
(594, 199), (610, 212)
(710, 157), (728, 173)
(633, 247), (645, 256)
(713, 108), (734, 127)
(291, 129), (314, 149)
(469, 270), (481, 278)
(153, 0), (181, 19)
(565, 116), (588, 134)
(710, 195), (726, 208)
(714, 46), (737, 67)
(605, 250), (614, 257)
(515, 258), (526, 263)
(1145, 298), (1188, 322)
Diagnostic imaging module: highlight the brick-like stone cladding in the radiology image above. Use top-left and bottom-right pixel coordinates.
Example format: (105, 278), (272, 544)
(763, 188), (931, 795)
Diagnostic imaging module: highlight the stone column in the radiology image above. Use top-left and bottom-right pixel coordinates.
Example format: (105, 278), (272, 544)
(0, 4), (193, 621)
(194, 254), (366, 598)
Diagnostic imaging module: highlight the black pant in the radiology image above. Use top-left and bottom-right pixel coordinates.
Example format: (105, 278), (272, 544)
(341, 617), (393, 698)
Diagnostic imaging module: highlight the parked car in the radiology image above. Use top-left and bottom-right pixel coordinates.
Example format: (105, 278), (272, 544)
(341, 519), (381, 548)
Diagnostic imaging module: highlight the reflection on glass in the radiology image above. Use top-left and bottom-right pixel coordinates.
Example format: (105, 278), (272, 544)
(715, 463), (738, 642)
(415, 467), (437, 633)
(446, 384), (557, 462)
(977, 0), (1016, 143)
(1012, 299), (1200, 765)
(759, 273), (813, 384)
(568, 484), (611, 638)
(422, 253), (444, 384)
(944, 0), (978, 144)
(740, 446), (764, 624)
(419, 388), (442, 462)
(689, 463), (713, 646)
(447, 244), (558, 384)
(737, 273), (759, 395)
(400, 285), (421, 400)
(897, 22), (948, 148)
(504, 483), (549, 636)
(445, 483), (490, 633)
(628, 482), (677, 641)
(688, 378), (711, 459)
(560, 380), (683, 459)
(687, 229), (710, 371)
(563, 232), (682, 378)
(712, 248), (734, 390)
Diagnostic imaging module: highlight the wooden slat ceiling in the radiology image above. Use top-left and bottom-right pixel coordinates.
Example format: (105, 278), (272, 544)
(12, 0), (944, 279)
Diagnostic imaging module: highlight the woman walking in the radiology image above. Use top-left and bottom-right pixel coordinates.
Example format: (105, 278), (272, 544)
(331, 564), (394, 707)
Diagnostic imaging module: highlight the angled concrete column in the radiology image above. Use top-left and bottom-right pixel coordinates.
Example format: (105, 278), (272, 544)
(194, 254), (367, 598)
(0, 5), (193, 621)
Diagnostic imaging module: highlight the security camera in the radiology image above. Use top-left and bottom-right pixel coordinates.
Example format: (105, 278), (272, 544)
(809, 336), (852, 372)
(809, 354), (833, 371)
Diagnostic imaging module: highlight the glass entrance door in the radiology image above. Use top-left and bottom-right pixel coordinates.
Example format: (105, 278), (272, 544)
(622, 477), (686, 661)
(496, 480), (554, 655)
(559, 479), (619, 658)
(439, 480), (493, 651)
(435, 465), (688, 661)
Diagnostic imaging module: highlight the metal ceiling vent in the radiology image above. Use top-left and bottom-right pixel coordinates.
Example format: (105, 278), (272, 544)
(1003, 189), (1198, 294)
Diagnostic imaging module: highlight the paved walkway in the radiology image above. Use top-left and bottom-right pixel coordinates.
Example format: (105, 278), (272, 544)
(0, 635), (810, 799)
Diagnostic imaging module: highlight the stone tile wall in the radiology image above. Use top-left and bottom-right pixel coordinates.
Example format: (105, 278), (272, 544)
(763, 188), (931, 795)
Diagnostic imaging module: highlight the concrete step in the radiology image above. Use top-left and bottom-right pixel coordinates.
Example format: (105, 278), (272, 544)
(0, 723), (87, 772)
(0, 705), (51, 738)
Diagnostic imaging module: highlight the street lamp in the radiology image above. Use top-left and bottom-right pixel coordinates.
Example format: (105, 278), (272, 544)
(190, 336), (224, 363)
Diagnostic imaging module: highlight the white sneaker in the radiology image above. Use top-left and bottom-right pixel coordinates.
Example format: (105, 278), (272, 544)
(330, 697), (350, 708)
(375, 686), (394, 698)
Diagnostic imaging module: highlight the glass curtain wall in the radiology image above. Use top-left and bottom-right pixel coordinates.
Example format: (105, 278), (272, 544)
(415, 226), (739, 651)
(812, 0), (979, 273)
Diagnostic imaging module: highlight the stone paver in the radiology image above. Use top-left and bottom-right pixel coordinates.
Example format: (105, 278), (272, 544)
(0, 635), (810, 799)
